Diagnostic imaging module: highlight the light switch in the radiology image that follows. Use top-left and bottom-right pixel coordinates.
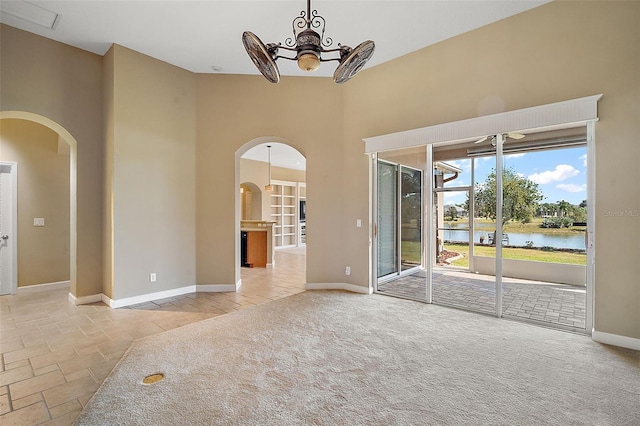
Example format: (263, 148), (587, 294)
(34, 218), (45, 227)
(356, 219), (362, 228)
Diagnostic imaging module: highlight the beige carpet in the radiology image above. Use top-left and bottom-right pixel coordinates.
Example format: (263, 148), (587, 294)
(76, 291), (640, 425)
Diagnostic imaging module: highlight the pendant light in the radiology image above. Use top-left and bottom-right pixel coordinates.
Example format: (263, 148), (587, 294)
(242, 0), (375, 84)
(265, 145), (274, 192)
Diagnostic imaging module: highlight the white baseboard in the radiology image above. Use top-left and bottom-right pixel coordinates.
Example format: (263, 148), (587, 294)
(104, 285), (197, 308)
(69, 281), (244, 307)
(592, 330), (640, 351)
(305, 282), (373, 295)
(18, 280), (70, 294)
(197, 279), (242, 293)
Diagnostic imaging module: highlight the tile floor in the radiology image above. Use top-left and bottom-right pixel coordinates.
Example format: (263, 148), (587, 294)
(0, 247), (306, 425)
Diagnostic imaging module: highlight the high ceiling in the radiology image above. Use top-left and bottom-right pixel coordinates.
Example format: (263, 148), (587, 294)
(1, 1), (551, 169)
(1, 0), (550, 79)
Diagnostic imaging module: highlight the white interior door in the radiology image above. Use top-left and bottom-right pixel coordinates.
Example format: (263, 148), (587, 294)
(0, 162), (17, 295)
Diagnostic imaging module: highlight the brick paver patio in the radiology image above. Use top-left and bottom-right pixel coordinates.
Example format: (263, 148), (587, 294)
(377, 267), (586, 330)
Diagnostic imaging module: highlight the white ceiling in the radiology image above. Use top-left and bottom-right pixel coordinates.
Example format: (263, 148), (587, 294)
(1, 0), (549, 78)
(242, 143), (306, 170)
(1, 0), (550, 169)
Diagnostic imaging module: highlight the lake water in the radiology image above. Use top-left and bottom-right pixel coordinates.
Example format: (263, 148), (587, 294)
(441, 227), (585, 250)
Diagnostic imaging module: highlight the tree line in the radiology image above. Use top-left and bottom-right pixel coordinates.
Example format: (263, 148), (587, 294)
(457, 167), (586, 228)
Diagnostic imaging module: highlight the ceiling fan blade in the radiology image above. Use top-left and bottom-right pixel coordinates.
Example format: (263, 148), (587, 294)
(507, 132), (525, 140)
(242, 31), (280, 84)
(475, 133), (522, 145)
(333, 40), (375, 84)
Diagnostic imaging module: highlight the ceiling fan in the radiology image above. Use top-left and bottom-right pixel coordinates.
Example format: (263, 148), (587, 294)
(474, 132), (526, 145)
(242, 0), (374, 84)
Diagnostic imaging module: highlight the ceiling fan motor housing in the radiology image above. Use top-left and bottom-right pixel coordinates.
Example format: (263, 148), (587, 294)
(296, 29), (321, 57)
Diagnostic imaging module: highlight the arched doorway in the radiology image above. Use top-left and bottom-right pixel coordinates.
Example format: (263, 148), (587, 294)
(235, 137), (306, 288)
(0, 111), (78, 297)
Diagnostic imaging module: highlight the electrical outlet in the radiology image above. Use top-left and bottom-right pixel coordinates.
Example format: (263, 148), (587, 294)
(150, 273), (157, 282)
(345, 266), (351, 276)
(34, 218), (45, 227)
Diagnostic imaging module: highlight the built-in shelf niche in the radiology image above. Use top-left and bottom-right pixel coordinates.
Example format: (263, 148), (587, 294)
(269, 180), (306, 248)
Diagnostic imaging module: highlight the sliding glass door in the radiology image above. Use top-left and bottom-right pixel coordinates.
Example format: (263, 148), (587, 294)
(367, 97), (599, 334)
(376, 159), (423, 283)
(426, 129), (590, 332)
(373, 129), (590, 333)
(400, 166), (422, 271)
(498, 143), (588, 330)
(377, 161), (398, 279)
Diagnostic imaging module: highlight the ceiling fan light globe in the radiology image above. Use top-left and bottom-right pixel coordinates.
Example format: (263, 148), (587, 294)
(297, 52), (321, 72)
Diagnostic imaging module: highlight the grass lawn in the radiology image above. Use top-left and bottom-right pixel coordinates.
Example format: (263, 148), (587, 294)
(444, 242), (587, 268)
(401, 241), (422, 264)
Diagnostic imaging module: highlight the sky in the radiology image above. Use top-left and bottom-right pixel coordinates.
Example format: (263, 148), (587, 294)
(443, 146), (588, 207)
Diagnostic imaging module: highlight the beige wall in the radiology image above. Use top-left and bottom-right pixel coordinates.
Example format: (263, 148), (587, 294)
(0, 119), (70, 286)
(196, 75), (343, 286)
(105, 45), (196, 300)
(343, 1), (640, 338)
(271, 165), (305, 183)
(0, 25), (103, 297)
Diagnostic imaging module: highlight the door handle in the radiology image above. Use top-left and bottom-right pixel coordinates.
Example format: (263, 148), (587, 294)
(1, 235), (8, 240)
